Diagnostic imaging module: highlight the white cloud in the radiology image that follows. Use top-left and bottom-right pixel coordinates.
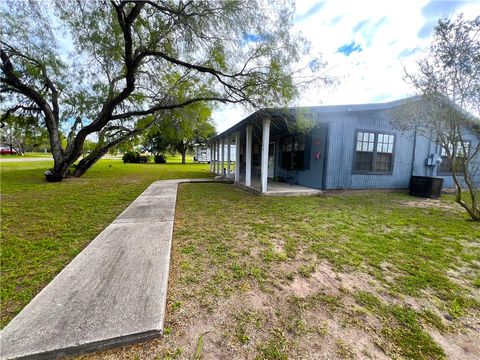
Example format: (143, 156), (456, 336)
(212, 0), (480, 132)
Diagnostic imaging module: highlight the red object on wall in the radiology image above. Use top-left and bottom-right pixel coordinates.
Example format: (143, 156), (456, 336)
(313, 152), (321, 160)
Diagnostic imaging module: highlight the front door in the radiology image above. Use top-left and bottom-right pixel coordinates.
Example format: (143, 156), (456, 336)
(268, 142), (275, 178)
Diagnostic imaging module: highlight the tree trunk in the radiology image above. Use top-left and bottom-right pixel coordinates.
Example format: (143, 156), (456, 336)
(73, 147), (110, 177)
(45, 157), (71, 182)
(181, 150), (186, 164)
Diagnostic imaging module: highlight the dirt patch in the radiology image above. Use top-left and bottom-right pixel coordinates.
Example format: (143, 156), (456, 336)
(400, 198), (462, 212)
(430, 331), (480, 360)
(82, 257), (479, 360)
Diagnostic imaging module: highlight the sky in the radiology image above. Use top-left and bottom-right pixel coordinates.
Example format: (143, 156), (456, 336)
(212, 0), (480, 133)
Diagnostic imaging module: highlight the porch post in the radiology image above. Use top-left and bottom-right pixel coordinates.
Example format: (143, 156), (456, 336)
(216, 140), (220, 174)
(227, 136), (231, 178)
(261, 118), (271, 193)
(234, 131), (240, 182)
(221, 138), (225, 176)
(213, 141), (217, 173)
(209, 144), (213, 172)
(245, 125), (252, 187)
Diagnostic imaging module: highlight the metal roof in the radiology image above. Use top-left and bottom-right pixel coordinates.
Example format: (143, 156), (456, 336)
(210, 95), (422, 141)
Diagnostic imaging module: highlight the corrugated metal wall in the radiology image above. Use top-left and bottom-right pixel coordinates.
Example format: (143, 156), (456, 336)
(318, 108), (480, 190)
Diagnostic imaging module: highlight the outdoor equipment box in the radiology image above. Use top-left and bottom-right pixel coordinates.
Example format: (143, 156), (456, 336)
(409, 176), (443, 199)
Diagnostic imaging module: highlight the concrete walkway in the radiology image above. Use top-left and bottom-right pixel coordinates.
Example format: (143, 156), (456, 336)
(0, 178), (230, 360)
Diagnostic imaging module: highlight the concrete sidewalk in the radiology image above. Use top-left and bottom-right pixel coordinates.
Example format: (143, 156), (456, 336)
(0, 178), (230, 360)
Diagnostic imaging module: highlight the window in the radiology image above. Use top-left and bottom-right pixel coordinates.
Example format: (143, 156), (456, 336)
(438, 141), (470, 175)
(354, 131), (394, 173)
(282, 136), (305, 170)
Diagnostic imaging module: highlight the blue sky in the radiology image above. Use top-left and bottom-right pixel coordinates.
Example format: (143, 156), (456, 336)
(213, 0), (480, 132)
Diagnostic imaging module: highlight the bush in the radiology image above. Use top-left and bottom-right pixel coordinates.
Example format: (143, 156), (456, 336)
(154, 154), (167, 164)
(122, 151), (149, 164)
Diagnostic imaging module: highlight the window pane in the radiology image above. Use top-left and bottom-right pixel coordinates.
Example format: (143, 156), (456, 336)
(374, 153), (392, 172)
(378, 134), (383, 143)
(369, 133), (375, 142)
(362, 142), (368, 151)
(356, 142), (362, 151)
(368, 142), (374, 151)
(355, 152), (373, 171)
(438, 156), (452, 174)
(357, 132), (363, 141)
(363, 133), (369, 142)
(389, 135), (394, 144)
(388, 144), (393, 153)
(297, 136), (305, 151)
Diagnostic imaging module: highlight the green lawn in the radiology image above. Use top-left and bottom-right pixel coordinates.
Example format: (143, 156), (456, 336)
(2, 160), (480, 359)
(1, 152), (53, 158)
(0, 156), (210, 327)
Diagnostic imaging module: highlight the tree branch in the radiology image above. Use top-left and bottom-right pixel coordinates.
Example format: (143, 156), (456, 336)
(110, 96), (246, 120)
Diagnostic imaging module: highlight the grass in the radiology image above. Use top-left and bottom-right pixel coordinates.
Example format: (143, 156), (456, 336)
(0, 152), (53, 158)
(162, 183), (479, 359)
(0, 156), (210, 327)
(2, 161), (480, 359)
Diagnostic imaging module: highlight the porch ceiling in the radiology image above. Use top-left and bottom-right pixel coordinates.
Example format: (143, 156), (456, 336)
(212, 110), (297, 142)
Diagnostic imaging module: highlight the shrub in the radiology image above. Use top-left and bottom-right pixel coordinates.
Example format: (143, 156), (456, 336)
(122, 151), (149, 164)
(154, 154), (167, 164)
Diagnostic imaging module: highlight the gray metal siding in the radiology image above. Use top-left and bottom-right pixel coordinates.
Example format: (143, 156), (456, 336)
(320, 109), (480, 190)
(324, 110), (416, 189)
(275, 125), (327, 189)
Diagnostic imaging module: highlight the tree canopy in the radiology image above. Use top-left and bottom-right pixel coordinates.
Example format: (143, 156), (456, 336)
(141, 102), (216, 163)
(1, 0), (328, 180)
(0, 113), (50, 154)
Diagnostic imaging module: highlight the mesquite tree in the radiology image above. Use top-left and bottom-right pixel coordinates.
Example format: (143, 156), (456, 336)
(398, 15), (480, 221)
(0, 0), (327, 180)
(158, 102), (216, 164)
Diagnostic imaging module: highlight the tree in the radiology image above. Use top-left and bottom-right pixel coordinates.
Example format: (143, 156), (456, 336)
(1, 0), (328, 181)
(397, 14), (480, 221)
(141, 126), (168, 159)
(0, 113), (50, 154)
(162, 103), (216, 164)
(142, 103), (216, 163)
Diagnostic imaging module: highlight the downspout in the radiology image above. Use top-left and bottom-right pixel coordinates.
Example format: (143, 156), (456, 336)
(410, 127), (417, 177)
(424, 129), (433, 176)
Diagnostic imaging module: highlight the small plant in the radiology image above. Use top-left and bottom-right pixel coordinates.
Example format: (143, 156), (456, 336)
(335, 339), (355, 359)
(171, 301), (182, 312)
(285, 272), (294, 281)
(298, 263), (316, 278)
(257, 329), (289, 360)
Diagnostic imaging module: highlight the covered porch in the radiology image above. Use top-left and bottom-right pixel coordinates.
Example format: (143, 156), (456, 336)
(208, 109), (323, 196)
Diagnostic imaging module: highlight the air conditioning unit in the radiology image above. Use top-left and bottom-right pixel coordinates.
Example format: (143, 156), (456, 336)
(425, 154), (442, 166)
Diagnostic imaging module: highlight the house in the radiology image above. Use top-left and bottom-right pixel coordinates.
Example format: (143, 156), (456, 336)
(194, 144), (236, 163)
(209, 96), (480, 194)
(194, 145), (211, 163)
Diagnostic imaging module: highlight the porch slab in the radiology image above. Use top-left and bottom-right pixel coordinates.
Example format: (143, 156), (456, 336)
(0, 178), (230, 360)
(235, 176), (323, 196)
